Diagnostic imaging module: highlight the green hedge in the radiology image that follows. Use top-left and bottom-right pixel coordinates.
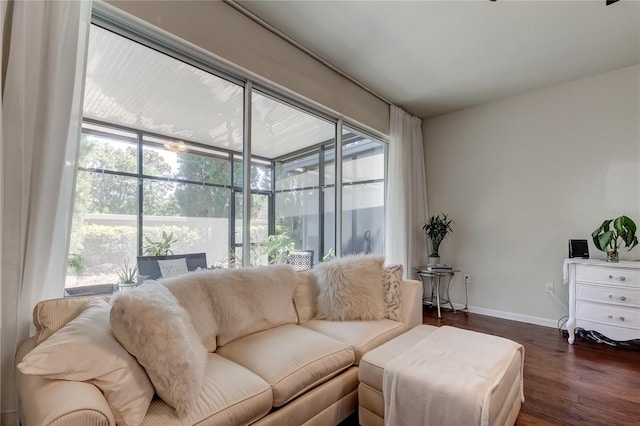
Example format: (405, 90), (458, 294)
(73, 224), (201, 275)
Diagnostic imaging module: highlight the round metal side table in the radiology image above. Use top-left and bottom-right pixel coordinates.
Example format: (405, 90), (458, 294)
(415, 267), (460, 318)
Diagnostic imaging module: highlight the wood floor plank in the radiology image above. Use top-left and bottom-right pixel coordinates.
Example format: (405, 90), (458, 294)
(422, 307), (640, 426)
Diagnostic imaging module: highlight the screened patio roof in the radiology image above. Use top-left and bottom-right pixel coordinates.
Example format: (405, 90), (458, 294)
(83, 25), (337, 160)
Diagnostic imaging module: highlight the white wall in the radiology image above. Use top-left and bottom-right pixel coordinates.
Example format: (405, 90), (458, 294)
(423, 65), (640, 326)
(106, 0), (389, 136)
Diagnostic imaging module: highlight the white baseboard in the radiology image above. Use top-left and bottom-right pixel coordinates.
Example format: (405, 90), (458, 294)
(447, 303), (558, 329)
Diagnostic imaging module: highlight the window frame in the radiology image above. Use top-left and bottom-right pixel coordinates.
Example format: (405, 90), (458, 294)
(66, 11), (389, 287)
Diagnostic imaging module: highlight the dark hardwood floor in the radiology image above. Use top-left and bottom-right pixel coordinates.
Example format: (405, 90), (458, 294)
(422, 306), (640, 426)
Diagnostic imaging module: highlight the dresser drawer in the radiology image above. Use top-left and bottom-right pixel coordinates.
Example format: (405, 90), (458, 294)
(576, 300), (640, 330)
(576, 283), (640, 307)
(576, 265), (640, 286)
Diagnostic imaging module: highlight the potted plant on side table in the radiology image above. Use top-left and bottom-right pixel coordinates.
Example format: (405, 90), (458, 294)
(423, 213), (454, 265)
(591, 215), (638, 262)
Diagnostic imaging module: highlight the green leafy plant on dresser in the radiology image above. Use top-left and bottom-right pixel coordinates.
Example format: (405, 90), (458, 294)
(591, 215), (638, 262)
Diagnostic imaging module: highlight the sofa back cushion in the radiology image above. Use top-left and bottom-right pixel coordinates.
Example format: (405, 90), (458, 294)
(160, 275), (220, 352)
(163, 264), (298, 346)
(293, 271), (319, 324)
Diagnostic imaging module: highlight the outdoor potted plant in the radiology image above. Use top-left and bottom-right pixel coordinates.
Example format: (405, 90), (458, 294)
(116, 259), (138, 292)
(591, 215), (638, 262)
(144, 230), (177, 256)
(422, 214), (454, 265)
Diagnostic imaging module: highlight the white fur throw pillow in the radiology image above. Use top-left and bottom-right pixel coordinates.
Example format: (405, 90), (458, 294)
(18, 298), (154, 426)
(383, 265), (403, 321)
(110, 283), (207, 418)
(312, 255), (386, 321)
(163, 264), (298, 346)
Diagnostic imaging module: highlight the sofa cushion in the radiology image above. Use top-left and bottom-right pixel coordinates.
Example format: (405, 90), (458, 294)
(18, 298), (154, 426)
(32, 295), (110, 344)
(312, 255), (386, 321)
(141, 354), (273, 426)
(163, 264), (298, 346)
(110, 282), (208, 418)
(302, 319), (405, 364)
(250, 367), (359, 426)
(216, 324), (355, 407)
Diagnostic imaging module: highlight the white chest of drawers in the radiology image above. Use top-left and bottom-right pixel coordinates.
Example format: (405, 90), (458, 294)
(565, 259), (640, 344)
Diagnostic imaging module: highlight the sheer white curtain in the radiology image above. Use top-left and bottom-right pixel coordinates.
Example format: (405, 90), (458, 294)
(0, 0), (7, 419)
(385, 105), (428, 277)
(1, 1), (91, 423)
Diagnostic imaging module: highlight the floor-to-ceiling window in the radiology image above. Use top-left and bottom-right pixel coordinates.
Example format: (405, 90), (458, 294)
(65, 20), (386, 289)
(341, 127), (386, 256)
(262, 90), (337, 266)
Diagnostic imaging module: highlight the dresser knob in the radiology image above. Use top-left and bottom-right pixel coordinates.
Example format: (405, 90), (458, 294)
(620, 276), (626, 281)
(619, 316), (625, 322)
(609, 294), (613, 299)
(608, 314), (613, 319)
(609, 275), (613, 279)
(620, 296), (627, 301)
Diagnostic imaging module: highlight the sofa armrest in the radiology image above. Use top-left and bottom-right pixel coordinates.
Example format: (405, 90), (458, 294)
(400, 279), (423, 330)
(16, 337), (115, 426)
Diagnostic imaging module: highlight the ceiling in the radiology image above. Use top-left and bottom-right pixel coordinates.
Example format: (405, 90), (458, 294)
(235, 0), (640, 119)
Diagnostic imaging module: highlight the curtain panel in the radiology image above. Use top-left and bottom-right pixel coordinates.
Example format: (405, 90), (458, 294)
(385, 105), (428, 278)
(1, 1), (91, 423)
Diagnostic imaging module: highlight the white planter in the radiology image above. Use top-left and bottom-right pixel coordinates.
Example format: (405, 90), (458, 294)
(118, 283), (137, 292)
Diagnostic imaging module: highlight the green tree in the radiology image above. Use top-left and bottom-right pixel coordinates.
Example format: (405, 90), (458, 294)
(175, 154), (270, 219)
(175, 155), (230, 217)
(76, 137), (179, 216)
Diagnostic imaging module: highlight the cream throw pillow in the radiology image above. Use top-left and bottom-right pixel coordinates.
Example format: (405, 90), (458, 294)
(110, 282), (207, 418)
(383, 265), (403, 321)
(312, 255), (386, 321)
(18, 298), (154, 426)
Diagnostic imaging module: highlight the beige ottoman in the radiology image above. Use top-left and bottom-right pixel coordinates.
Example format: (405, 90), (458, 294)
(358, 325), (523, 426)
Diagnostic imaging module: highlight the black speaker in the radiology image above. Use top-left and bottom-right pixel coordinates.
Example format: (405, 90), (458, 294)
(569, 239), (589, 259)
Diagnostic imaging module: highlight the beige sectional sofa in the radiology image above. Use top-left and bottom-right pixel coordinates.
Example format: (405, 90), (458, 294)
(16, 263), (423, 426)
